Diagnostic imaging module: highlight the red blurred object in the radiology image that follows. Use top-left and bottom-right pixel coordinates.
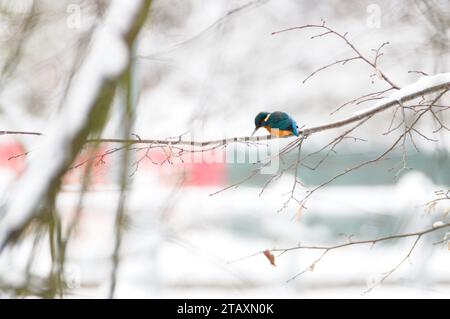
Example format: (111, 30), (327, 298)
(0, 142), (227, 187)
(64, 145), (110, 185)
(141, 148), (227, 187)
(0, 141), (26, 174)
(184, 162), (226, 186)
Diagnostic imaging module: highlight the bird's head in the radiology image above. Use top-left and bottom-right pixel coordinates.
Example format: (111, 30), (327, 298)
(252, 112), (270, 136)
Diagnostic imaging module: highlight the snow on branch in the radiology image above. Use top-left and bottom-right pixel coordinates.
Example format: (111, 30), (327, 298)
(2, 72), (450, 148)
(1, 19), (449, 263)
(303, 72), (450, 135)
(0, 0), (152, 251)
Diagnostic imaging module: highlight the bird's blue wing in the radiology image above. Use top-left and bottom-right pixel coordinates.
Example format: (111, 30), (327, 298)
(268, 112), (299, 136)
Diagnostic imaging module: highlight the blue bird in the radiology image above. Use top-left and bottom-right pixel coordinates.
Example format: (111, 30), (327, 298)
(252, 111), (300, 137)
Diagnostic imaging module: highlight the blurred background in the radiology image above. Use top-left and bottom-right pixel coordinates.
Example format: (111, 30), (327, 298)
(0, 0), (449, 298)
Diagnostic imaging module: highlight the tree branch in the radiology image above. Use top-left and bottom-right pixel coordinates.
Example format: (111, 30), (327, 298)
(0, 0), (153, 253)
(2, 73), (450, 148)
(272, 23), (400, 89)
(231, 222), (450, 288)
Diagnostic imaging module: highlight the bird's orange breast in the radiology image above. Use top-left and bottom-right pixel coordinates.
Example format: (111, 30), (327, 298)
(264, 126), (294, 137)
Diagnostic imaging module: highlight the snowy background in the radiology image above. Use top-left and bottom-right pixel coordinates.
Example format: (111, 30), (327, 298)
(0, 0), (449, 298)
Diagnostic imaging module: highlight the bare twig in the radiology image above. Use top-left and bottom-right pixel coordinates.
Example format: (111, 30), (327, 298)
(2, 73), (449, 149)
(298, 89), (449, 206)
(272, 23), (400, 89)
(231, 222), (450, 287)
(138, 0), (269, 59)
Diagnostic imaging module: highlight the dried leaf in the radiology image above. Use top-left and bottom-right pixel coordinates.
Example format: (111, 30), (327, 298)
(309, 263), (315, 272)
(263, 249), (276, 267)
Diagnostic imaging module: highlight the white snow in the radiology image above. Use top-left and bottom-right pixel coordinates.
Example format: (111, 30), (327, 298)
(0, 0), (449, 299)
(352, 72), (450, 117)
(433, 221), (445, 228)
(0, 0), (144, 248)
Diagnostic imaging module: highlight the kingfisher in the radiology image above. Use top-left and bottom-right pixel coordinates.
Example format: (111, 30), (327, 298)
(252, 111), (300, 137)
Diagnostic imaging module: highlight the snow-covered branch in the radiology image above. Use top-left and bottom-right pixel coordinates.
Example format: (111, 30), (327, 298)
(0, 0), (152, 251)
(2, 72), (450, 148)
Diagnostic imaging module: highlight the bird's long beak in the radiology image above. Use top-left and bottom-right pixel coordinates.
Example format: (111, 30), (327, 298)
(251, 127), (259, 136)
